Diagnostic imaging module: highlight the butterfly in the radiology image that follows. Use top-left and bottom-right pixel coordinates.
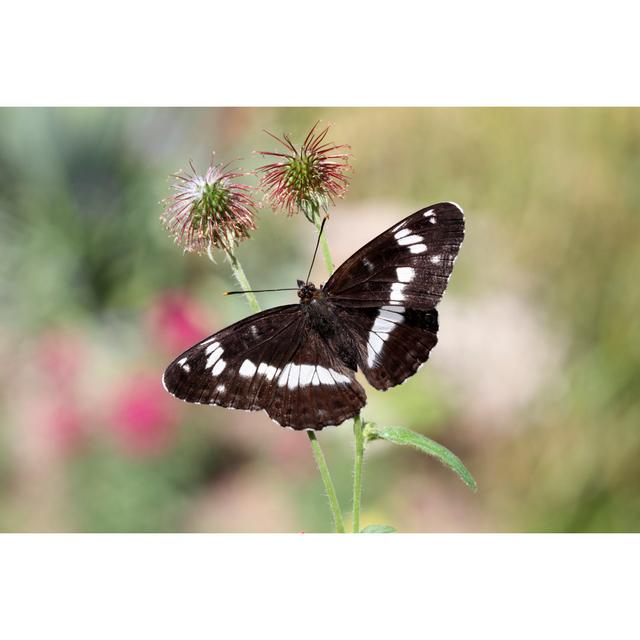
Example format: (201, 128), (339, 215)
(163, 202), (465, 430)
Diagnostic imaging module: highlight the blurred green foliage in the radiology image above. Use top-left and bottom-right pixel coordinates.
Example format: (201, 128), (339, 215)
(0, 108), (638, 532)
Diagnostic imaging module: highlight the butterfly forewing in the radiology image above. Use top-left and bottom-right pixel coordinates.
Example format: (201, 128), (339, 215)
(325, 202), (464, 309)
(163, 305), (366, 430)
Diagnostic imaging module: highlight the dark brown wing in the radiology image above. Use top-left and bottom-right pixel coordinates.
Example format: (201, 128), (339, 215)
(325, 202), (464, 309)
(163, 305), (366, 430)
(324, 202), (464, 389)
(336, 305), (439, 390)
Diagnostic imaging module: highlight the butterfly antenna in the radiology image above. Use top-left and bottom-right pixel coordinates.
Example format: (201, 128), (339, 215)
(224, 288), (298, 296)
(305, 216), (328, 284)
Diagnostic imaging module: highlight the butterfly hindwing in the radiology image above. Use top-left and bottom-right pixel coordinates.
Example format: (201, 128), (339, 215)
(325, 202), (464, 309)
(336, 305), (439, 390)
(163, 305), (366, 430)
(265, 326), (366, 429)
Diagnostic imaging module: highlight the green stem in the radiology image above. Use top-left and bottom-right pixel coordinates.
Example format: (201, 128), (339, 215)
(216, 243), (344, 532)
(313, 218), (335, 275)
(307, 431), (345, 533)
(352, 414), (364, 533)
(223, 248), (261, 314)
(311, 212), (366, 533)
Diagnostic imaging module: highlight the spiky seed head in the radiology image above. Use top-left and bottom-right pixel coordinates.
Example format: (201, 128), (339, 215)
(161, 157), (257, 254)
(256, 123), (352, 222)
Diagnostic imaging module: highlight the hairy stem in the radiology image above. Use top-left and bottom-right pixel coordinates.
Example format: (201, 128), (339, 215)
(352, 414), (364, 533)
(307, 431), (345, 533)
(216, 243), (344, 532)
(313, 218), (335, 275)
(222, 247), (261, 314)
(310, 212), (368, 533)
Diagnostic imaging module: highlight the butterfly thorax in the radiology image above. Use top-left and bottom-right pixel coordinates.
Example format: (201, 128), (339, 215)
(298, 282), (333, 330)
(297, 281), (322, 304)
(297, 281), (359, 371)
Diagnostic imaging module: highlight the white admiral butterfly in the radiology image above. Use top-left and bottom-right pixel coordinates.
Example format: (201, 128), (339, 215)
(163, 202), (465, 430)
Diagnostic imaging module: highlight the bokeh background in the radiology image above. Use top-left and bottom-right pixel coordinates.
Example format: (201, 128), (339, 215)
(0, 108), (638, 532)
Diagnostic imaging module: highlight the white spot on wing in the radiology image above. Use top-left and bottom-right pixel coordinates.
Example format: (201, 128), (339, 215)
(260, 362), (279, 381)
(277, 363), (292, 387)
(299, 364), (315, 386)
(216, 384), (225, 393)
(366, 303), (407, 369)
(423, 208), (435, 217)
(379, 307), (405, 324)
(367, 333), (385, 368)
(317, 367), (334, 385)
(211, 359), (226, 376)
(430, 255), (441, 264)
(396, 267), (415, 283)
(329, 370), (350, 385)
(287, 364), (301, 390)
(205, 347), (223, 369)
(371, 316), (395, 333)
(394, 228), (411, 240)
(409, 243), (427, 254)
(205, 341), (220, 355)
(390, 282), (406, 301)
(270, 363), (350, 388)
(382, 304), (405, 314)
(397, 234), (423, 246)
(239, 359), (257, 378)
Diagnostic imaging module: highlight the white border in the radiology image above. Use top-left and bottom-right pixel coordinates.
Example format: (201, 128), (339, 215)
(0, 535), (637, 639)
(2, 1), (640, 105)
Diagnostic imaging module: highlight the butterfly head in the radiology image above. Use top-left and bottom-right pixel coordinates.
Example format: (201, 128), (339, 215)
(297, 280), (321, 304)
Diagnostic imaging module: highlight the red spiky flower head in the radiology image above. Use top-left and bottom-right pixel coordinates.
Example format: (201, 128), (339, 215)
(256, 123), (352, 223)
(161, 156), (257, 254)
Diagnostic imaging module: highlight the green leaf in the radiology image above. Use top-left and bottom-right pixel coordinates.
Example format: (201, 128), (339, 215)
(364, 424), (478, 491)
(360, 524), (396, 533)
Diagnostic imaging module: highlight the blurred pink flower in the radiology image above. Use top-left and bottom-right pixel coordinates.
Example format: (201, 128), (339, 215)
(20, 330), (90, 457)
(21, 397), (86, 459)
(46, 401), (85, 454)
(146, 291), (211, 354)
(36, 330), (86, 387)
(267, 429), (315, 475)
(110, 374), (179, 456)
